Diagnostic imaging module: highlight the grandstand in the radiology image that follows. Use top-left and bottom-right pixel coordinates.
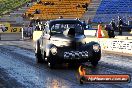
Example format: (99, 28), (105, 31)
(82, 0), (101, 22)
(92, 0), (132, 23)
(25, 0), (91, 20)
(26, 0), (132, 24)
(1, 0), (131, 25)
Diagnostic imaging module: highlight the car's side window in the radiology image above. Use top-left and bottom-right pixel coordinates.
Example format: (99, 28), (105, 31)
(50, 24), (63, 35)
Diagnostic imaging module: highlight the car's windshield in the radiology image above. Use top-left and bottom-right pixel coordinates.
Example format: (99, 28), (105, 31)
(50, 23), (83, 35)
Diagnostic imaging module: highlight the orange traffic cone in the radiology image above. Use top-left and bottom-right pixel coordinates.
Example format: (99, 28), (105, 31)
(97, 24), (102, 38)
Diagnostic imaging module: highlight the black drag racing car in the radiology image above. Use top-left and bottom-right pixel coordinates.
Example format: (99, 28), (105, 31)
(35, 19), (101, 68)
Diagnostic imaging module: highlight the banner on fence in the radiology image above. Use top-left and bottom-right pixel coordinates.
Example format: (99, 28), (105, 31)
(0, 22), (21, 33)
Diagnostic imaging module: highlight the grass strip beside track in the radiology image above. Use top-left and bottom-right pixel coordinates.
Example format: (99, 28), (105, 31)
(0, 0), (31, 16)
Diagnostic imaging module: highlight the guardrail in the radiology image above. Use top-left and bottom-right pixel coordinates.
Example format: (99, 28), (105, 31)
(85, 37), (132, 55)
(0, 27), (34, 40)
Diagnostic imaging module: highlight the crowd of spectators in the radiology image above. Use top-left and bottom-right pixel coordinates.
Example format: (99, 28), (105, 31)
(24, 17), (44, 38)
(104, 16), (124, 38)
(82, 16), (126, 38)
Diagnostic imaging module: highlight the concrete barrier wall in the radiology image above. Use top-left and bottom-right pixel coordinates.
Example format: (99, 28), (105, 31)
(0, 32), (131, 55)
(84, 30), (96, 36)
(85, 37), (132, 55)
(0, 33), (22, 40)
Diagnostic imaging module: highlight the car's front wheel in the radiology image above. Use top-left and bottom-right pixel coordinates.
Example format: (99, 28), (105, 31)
(91, 61), (98, 67)
(91, 52), (101, 67)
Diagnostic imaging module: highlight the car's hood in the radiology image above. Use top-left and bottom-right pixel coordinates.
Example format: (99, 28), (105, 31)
(50, 34), (85, 47)
(51, 34), (85, 41)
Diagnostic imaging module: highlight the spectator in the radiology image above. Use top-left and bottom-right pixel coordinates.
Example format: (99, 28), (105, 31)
(27, 3), (29, 7)
(22, 13), (26, 19)
(118, 16), (123, 35)
(27, 25), (33, 39)
(29, 23), (33, 28)
(28, 13), (32, 17)
(86, 19), (92, 29)
(76, 4), (81, 9)
(51, 2), (54, 5)
(35, 23), (42, 31)
(85, 3), (88, 11)
(75, 18), (79, 20)
(35, 9), (41, 14)
(38, 0), (42, 4)
(82, 20), (87, 29)
(105, 25), (114, 38)
(59, 16), (63, 19)
(87, 18), (91, 24)
(0, 24), (7, 32)
(30, 17), (36, 26)
(109, 19), (116, 37)
(110, 19), (116, 30)
(35, 17), (41, 24)
(40, 22), (45, 30)
(44, 2), (51, 5)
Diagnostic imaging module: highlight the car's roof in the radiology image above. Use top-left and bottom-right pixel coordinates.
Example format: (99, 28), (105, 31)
(47, 19), (83, 27)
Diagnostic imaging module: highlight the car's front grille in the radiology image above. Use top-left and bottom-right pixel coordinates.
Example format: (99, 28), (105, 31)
(56, 44), (94, 59)
(69, 41), (83, 49)
(64, 51), (89, 59)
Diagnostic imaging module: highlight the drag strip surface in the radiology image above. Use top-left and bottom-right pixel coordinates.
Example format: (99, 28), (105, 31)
(0, 45), (132, 88)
